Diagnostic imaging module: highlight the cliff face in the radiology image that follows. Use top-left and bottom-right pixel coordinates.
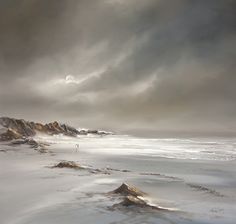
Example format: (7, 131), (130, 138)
(0, 117), (81, 141)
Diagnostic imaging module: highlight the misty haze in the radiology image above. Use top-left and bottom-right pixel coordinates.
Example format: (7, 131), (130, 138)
(0, 1), (235, 224)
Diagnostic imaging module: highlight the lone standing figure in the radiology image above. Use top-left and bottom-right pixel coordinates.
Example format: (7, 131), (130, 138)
(75, 144), (79, 152)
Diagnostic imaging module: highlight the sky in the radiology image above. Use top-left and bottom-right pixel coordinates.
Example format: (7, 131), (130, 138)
(0, 0), (235, 135)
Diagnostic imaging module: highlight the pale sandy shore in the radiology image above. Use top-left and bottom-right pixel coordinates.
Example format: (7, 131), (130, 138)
(0, 135), (236, 224)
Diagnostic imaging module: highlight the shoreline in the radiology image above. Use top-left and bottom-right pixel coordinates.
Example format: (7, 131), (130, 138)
(0, 135), (236, 224)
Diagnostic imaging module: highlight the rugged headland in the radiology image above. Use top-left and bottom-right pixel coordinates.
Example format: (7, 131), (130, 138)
(0, 117), (110, 141)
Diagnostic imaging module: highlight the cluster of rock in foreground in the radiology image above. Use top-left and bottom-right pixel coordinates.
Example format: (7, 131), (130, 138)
(51, 161), (173, 211)
(110, 183), (171, 211)
(0, 117), (111, 141)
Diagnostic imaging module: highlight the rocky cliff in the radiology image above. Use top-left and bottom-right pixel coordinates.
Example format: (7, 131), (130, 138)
(0, 117), (109, 141)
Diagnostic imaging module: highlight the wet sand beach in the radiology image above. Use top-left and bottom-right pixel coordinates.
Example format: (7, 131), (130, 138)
(0, 135), (236, 224)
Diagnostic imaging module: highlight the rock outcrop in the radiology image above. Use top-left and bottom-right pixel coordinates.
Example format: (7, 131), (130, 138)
(118, 195), (169, 210)
(52, 161), (84, 169)
(121, 196), (153, 207)
(10, 138), (50, 152)
(112, 183), (146, 197)
(0, 128), (22, 141)
(51, 161), (111, 175)
(0, 117), (111, 141)
(110, 183), (173, 211)
(0, 117), (80, 139)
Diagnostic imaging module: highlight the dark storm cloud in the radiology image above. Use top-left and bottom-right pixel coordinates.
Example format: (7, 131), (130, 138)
(0, 0), (235, 134)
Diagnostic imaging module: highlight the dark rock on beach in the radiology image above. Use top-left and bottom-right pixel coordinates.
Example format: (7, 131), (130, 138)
(110, 183), (174, 212)
(9, 138), (50, 152)
(0, 128), (22, 141)
(112, 183), (146, 197)
(120, 195), (148, 207)
(51, 161), (112, 175)
(52, 161), (84, 169)
(116, 195), (171, 211)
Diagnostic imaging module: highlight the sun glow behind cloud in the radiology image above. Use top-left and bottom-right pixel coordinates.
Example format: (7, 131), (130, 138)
(55, 69), (105, 86)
